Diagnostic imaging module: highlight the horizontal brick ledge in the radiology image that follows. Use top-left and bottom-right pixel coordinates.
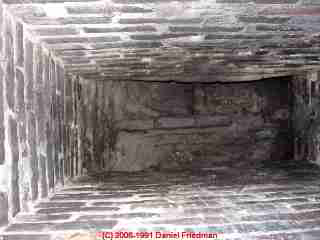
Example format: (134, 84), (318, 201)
(152, 116), (233, 129)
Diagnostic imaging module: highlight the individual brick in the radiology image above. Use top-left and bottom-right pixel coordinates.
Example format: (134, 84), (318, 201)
(0, 67), (4, 165)
(195, 115), (232, 127)
(169, 26), (244, 33)
(4, 17), (15, 110)
(15, 22), (24, 67)
(238, 16), (291, 24)
(34, 27), (78, 36)
(8, 116), (20, 217)
(155, 117), (196, 129)
(0, 192), (8, 226)
(43, 36), (121, 44)
(84, 26), (157, 33)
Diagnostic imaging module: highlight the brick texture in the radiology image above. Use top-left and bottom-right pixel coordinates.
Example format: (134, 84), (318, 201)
(2, 0), (320, 82)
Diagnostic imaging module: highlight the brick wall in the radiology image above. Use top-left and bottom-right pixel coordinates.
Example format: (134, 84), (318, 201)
(0, 0), (320, 228)
(2, 0), (320, 82)
(0, 6), (65, 225)
(74, 77), (293, 172)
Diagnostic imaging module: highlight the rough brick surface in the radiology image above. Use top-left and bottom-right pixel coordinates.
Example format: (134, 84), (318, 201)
(3, 0), (320, 81)
(0, 192), (8, 226)
(1, 166), (320, 239)
(0, 0), (67, 230)
(1, 0), (320, 235)
(4, 16), (15, 110)
(8, 116), (20, 217)
(0, 66), (5, 165)
(79, 78), (293, 172)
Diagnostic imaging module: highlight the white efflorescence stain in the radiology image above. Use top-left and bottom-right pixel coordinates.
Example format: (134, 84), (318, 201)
(44, 4), (68, 18)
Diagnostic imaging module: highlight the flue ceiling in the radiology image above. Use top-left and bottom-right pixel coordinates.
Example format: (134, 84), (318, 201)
(5, 0), (320, 82)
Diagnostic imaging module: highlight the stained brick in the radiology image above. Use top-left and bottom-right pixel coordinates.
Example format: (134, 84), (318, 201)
(15, 213), (72, 222)
(78, 212), (161, 221)
(24, 16), (112, 25)
(205, 34), (275, 40)
(97, 61), (148, 68)
(0, 193), (8, 226)
(0, 67), (4, 165)
(169, 26), (244, 33)
(53, 220), (117, 231)
(238, 16), (291, 24)
(34, 27), (78, 36)
(84, 26), (157, 33)
(66, 5), (153, 14)
(4, 0), (98, 3)
(292, 190), (320, 196)
(35, 47), (48, 199)
(62, 16), (113, 24)
(6, 220), (115, 232)
(37, 206), (120, 214)
(119, 18), (168, 24)
(119, 6), (153, 13)
(92, 41), (163, 49)
(216, 0), (251, 2)
(43, 36), (121, 44)
(151, 217), (227, 225)
(63, 58), (91, 64)
(5, 18), (15, 110)
(218, 0), (298, 2)
(51, 192), (132, 200)
(113, 0), (198, 3)
(253, 0), (299, 3)
(25, 40), (34, 110)
(256, 24), (303, 32)
(169, 18), (203, 24)
(260, 6), (320, 15)
(117, 120), (154, 130)
(57, 50), (87, 57)
(23, 17), (60, 25)
(245, 186), (302, 193)
(8, 116), (20, 217)
(292, 203), (320, 210)
(234, 221), (292, 233)
(35, 202), (85, 208)
(119, 18), (202, 24)
(155, 117), (195, 129)
(15, 23), (24, 67)
(27, 113), (39, 201)
(242, 210), (320, 222)
(5, 222), (55, 232)
(130, 33), (198, 41)
(196, 115), (232, 127)
(65, 5), (105, 14)
(1, 235), (51, 240)
(0, 1), (3, 53)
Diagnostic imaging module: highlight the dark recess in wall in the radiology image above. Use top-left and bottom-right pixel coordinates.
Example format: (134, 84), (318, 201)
(78, 76), (294, 172)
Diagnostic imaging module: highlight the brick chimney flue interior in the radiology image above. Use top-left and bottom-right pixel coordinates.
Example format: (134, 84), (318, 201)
(1, 0), (320, 239)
